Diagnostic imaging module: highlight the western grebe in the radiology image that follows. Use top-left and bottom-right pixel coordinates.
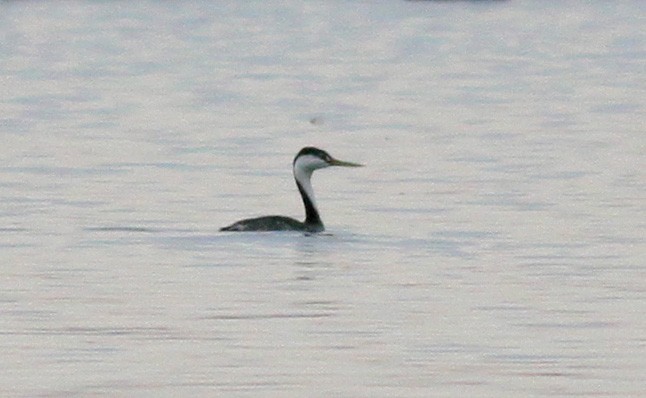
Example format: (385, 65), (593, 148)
(220, 147), (363, 232)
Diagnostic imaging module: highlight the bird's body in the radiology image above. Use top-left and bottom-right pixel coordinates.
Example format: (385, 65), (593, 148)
(220, 147), (362, 233)
(219, 215), (321, 233)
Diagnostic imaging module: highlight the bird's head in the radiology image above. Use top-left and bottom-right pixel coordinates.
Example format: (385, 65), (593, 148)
(293, 147), (363, 174)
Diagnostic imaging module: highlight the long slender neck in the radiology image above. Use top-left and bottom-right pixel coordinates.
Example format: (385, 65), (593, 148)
(293, 167), (323, 228)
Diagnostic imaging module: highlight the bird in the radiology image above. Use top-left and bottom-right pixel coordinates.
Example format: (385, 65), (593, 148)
(220, 147), (363, 232)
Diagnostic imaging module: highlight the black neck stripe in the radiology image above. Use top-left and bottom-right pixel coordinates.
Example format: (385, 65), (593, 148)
(296, 181), (322, 227)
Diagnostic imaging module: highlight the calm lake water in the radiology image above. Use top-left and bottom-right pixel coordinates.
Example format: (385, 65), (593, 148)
(1, 1), (644, 397)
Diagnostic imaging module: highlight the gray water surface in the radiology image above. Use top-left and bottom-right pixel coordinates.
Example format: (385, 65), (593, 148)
(1, 1), (645, 397)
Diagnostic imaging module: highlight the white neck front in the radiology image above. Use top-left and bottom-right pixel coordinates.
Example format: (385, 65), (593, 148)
(293, 163), (317, 211)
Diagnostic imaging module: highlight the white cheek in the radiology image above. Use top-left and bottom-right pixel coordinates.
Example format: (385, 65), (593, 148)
(295, 155), (326, 171)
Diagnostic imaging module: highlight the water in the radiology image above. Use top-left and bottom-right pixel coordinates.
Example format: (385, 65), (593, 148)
(1, 1), (644, 396)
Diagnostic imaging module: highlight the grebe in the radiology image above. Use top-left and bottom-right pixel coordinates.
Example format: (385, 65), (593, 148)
(220, 147), (363, 232)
